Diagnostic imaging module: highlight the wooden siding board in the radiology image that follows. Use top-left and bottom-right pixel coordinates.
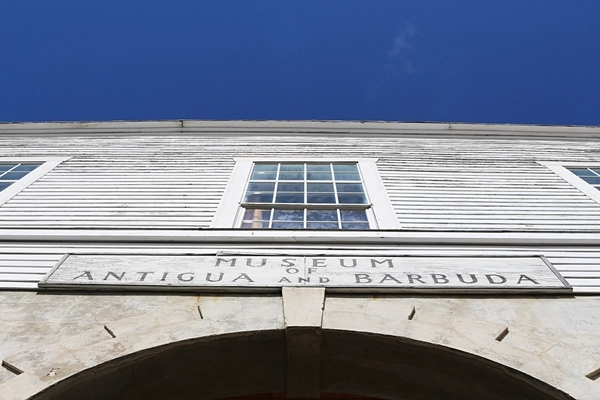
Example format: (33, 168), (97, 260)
(2, 134), (600, 290)
(0, 243), (598, 292)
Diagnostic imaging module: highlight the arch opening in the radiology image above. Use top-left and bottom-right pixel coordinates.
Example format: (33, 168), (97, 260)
(30, 329), (574, 400)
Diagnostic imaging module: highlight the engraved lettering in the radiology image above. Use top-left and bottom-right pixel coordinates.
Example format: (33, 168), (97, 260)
(517, 275), (539, 284)
(312, 258), (327, 267)
(73, 271), (93, 280)
(431, 274), (449, 284)
(177, 272), (194, 282)
(215, 258), (236, 267)
(371, 259), (394, 268)
(457, 274), (478, 284)
(380, 274), (402, 284)
(104, 272), (125, 281)
(136, 272), (154, 281)
(246, 258), (267, 267)
(406, 274), (425, 284)
(232, 273), (254, 283)
(206, 272), (224, 282)
(340, 258), (357, 268)
(281, 258), (296, 267)
(355, 273), (372, 283)
(486, 274), (507, 284)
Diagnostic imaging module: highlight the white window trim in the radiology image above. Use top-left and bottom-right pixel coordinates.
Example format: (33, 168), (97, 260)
(0, 157), (70, 206)
(212, 158), (400, 229)
(539, 161), (600, 205)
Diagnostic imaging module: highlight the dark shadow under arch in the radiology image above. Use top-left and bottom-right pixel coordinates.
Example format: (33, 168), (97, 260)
(31, 329), (574, 400)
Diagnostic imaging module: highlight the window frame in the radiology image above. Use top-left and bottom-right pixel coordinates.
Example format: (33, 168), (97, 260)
(540, 161), (600, 205)
(0, 157), (69, 206)
(212, 158), (400, 229)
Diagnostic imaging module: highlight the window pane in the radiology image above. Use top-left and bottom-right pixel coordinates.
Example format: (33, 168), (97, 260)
(307, 194), (336, 203)
(333, 164), (359, 173)
(307, 183), (334, 192)
(570, 168), (596, 176)
(307, 163), (332, 180)
(253, 164), (278, 172)
(1, 171), (30, 181)
(333, 173), (361, 181)
(307, 172), (332, 180)
(341, 209), (368, 222)
(244, 192), (274, 202)
(13, 164), (40, 172)
(336, 183), (365, 192)
(279, 172), (303, 180)
(338, 193), (367, 204)
(0, 165), (15, 173)
(243, 208), (272, 221)
(307, 222), (338, 229)
(307, 164), (330, 172)
(307, 209), (338, 221)
(273, 209), (303, 221)
(280, 164), (304, 172)
(581, 177), (600, 185)
(275, 193), (304, 203)
(247, 182), (275, 192)
(342, 222), (370, 230)
(272, 221), (304, 229)
(251, 171), (277, 180)
(278, 183), (304, 192)
(241, 221), (270, 228)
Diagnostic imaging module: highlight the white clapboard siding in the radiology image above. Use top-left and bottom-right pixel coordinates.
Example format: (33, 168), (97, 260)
(0, 253), (64, 289)
(0, 243), (599, 293)
(1, 133), (600, 290)
(2, 135), (600, 230)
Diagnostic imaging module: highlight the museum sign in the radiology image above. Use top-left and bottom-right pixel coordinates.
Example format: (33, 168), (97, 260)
(39, 254), (571, 294)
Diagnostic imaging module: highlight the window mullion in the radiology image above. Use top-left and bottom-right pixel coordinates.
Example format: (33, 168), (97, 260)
(331, 163), (340, 205)
(304, 208), (307, 229)
(272, 163), (281, 204)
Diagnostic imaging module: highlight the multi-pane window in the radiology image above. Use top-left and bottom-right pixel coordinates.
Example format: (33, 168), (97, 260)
(568, 168), (600, 191)
(0, 163), (41, 192)
(239, 162), (371, 229)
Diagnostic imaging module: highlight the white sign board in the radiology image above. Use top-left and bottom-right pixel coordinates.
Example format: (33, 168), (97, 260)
(39, 254), (571, 294)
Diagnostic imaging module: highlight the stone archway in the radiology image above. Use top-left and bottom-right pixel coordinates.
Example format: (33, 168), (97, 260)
(2, 289), (595, 399)
(23, 328), (573, 400)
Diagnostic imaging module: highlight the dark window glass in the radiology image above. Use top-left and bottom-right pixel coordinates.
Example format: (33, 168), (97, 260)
(341, 210), (368, 222)
(581, 177), (600, 185)
(241, 162), (371, 229)
(570, 168), (595, 176)
(307, 209), (338, 222)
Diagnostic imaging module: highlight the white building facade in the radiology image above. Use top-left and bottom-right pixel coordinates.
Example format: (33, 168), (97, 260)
(0, 120), (599, 399)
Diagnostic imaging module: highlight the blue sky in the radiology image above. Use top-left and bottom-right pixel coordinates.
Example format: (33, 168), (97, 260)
(1, 1), (599, 125)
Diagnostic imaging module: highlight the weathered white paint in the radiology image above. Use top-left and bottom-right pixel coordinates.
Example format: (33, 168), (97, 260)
(0, 244), (598, 292)
(0, 157), (70, 206)
(0, 121), (599, 293)
(39, 254), (569, 293)
(1, 290), (599, 399)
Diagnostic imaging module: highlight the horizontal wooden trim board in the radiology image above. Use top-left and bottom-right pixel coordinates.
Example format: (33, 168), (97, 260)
(0, 242), (598, 292)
